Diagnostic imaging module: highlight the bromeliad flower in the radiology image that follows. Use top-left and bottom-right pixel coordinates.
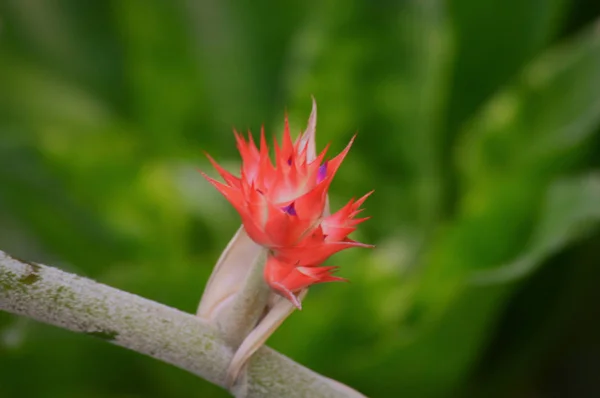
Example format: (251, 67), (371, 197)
(201, 100), (372, 308)
(201, 113), (353, 249)
(198, 99), (373, 388)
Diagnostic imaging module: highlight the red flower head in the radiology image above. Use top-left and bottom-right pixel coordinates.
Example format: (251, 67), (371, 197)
(202, 115), (353, 249)
(202, 101), (372, 308)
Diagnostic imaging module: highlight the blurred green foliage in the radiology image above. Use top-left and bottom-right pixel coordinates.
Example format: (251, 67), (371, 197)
(2, 1), (600, 397)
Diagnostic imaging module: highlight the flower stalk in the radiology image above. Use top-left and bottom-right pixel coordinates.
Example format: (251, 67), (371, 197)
(215, 247), (270, 347)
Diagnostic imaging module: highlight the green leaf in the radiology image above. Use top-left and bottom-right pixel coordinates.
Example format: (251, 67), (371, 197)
(413, 17), (600, 330)
(471, 172), (600, 284)
(447, 0), (567, 131)
(372, 20), (600, 397)
(458, 21), (600, 189)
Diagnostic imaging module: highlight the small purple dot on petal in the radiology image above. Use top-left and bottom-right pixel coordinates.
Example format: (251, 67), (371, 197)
(281, 203), (297, 216)
(317, 163), (328, 183)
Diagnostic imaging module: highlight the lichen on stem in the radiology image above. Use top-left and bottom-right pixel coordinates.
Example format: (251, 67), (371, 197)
(0, 250), (366, 398)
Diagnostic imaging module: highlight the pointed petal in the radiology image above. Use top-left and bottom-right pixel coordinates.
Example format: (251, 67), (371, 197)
(355, 190), (374, 207)
(297, 265), (336, 278)
(320, 191), (372, 239)
(259, 126), (269, 157)
(270, 282), (303, 309)
(276, 240), (369, 267)
(323, 226), (357, 241)
(265, 258), (348, 301)
(264, 255), (307, 307)
(297, 266), (348, 284)
(281, 113), (295, 162)
(247, 130), (259, 157)
(325, 134), (356, 180)
(204, 153), (240, 188)
(296, 97), (317, 162)
(273, 135), (287, 171)
(200, 172), (245, 212)
(256, 126), (275, 190)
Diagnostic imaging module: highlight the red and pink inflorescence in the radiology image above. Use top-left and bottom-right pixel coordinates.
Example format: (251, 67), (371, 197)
(201, 110), (372, 308)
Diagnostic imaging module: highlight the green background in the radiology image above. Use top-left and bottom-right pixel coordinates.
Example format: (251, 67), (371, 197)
(2, 1), (600, 397)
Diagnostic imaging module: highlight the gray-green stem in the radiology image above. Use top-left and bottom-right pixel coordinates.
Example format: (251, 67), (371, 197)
(216, 248), (270, 347)
(0, 250), (365, 398)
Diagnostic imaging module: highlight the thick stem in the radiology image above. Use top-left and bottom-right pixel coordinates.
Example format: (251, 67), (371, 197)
(0, 250), (365, 398)
(216, 248), (270, 347)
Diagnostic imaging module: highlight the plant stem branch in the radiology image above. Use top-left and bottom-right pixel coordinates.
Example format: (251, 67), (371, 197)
(0, 250), (365, 398)
(216, 248), (270, 347)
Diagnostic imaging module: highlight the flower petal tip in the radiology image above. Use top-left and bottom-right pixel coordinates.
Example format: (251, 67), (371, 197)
(272, 282), (303, 310)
